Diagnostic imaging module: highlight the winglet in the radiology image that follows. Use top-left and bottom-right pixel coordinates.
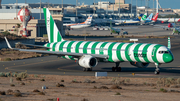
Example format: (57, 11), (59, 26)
(168, 37), (171, 49)
(4, 37), (12, 49)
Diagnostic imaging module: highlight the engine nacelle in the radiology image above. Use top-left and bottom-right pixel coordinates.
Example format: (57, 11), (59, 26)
(78, 55), (98, 68)
(130, 62), (149, 68)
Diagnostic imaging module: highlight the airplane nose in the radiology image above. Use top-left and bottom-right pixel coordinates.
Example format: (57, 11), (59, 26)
(163, 54), (174, 63)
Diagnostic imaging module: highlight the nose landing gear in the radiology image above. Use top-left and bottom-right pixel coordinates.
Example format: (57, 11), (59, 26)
(155, 63), (160, 74)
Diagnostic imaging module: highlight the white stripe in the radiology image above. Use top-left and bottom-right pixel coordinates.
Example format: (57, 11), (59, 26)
(112, 43), (121, 62)
(104, 42), (113, 55)
(54, 23), (58, 42)
(71, 41), (79, 53)
(87, 42), (96, 54)
(55, 42), (61, 51)
(156, 46), (167, 63)
(129, 43), (138, 62)
(147, 44), (157, 63)
(121, 43), (129, 61)
(46, 9), (51, 42)
(79, 41), (87, 53)
(63, 41), (71, 52)
(95, 42), (104, 54)
(49, 43), (55, 51)
(138, 44), (147, 62)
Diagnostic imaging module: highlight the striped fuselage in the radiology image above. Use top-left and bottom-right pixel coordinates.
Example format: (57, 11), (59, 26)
(45, 41), (173, 64)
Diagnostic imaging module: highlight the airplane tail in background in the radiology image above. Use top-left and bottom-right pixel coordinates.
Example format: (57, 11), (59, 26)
(84, 15), (93, 24)
(43, 8), (64, 43)
(146, 13), (153, 21)
(152, 13), (159, 22)
(141, 13), (147, 21)
(135, 14), (144, 21)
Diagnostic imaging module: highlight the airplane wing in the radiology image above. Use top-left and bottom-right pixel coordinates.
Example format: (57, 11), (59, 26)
(15, 43), (51, 49)
(5, 37), (108, 59)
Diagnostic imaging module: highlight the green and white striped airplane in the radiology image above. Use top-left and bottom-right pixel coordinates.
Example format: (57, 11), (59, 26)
(5, 8), (174, 74)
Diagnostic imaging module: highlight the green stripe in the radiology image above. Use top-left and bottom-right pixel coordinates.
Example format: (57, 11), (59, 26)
(83, 41), (92, 54)
(43, 8), (47, 28)
(52, 43), (57, 51)
(50, 16), (54, 43)
(152, 45), (162, 63)
(67, 41), (75, 60)
(99, 42), (108, 55)
(108, 43), (116, 62)
(75, 41), (83, 53)
(116, 43), (125, 61)
(142, 44), (151, 63)
(57, 31), (61, 42)
(46, 43), (51, 51)
(125, 43), (133, 62)
(134, 43), (142, 62)
(59, 41), (67, 52)
(91, 42), (100, 54)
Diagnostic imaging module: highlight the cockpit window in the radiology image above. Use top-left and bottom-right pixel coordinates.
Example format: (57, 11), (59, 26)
(158, 51), (169, 54)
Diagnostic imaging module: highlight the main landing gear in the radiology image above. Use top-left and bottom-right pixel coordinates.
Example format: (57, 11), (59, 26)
(112, 62), (121, 72)
(154, 63), (160, 74)
(83, 67), (92, 71)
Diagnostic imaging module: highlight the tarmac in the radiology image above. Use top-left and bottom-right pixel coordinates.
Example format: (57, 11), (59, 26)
(0, 24), (180, 78)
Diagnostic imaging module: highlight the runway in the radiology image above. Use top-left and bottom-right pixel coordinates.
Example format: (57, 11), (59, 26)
(1, 25), (180, 78)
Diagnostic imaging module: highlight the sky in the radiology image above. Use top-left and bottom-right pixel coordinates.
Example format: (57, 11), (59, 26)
(1, 0), (180, 9)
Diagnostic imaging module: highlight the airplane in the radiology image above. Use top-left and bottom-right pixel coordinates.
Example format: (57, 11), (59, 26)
(110, 21), (120, 35)
(63, 15), (93, 29)
(4, 8), (174, 75)
(171, 18), (180, 35)
(152, 13), (170, 23)
(140, 13), (154, 25)
(115, 14), (144, 25)
(123, 14), (144, 25)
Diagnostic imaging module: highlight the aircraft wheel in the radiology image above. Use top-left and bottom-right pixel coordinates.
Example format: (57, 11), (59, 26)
(154, 70), (160, 75)
(112, 67), (115, 72)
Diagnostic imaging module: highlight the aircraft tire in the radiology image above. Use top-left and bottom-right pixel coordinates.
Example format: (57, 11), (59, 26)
(154, 70), (160, 75)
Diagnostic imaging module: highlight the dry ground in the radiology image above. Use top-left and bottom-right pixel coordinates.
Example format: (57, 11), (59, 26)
(0, 75), (180, 101)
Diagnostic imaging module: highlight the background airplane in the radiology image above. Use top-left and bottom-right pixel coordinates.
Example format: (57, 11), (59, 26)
(115, 14), (143, 25)
(5, 8), (174, 75)
(63, 15), (93, 29)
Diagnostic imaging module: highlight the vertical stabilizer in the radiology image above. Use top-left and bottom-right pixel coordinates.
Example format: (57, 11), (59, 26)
(136, 14), (143, 21)
(43, 8), (64, 43)
(152, 13), (159, 22)
(168, 37), (171, 49)
(84, 15), (93, 24)
(141, 13), (147, 21)
(146, 13), (153, 21)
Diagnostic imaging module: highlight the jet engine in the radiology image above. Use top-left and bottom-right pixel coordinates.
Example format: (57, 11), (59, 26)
(78, 55), (98, 68)
(130, 62), (149, 68)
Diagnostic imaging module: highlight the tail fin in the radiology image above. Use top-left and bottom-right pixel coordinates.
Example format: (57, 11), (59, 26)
(84, 15), (93, 24)
(152, 13), (159, 22)
(168, 37), (171, 49)
(146, 13), (153, 21)
(43, 8), (64, 43)
(136, 14), (143, 21)
(141, 13), (147, 21)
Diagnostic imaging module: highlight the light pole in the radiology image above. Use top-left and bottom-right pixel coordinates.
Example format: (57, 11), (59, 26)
(40, 0), (41, 20)
(131, 0), (132, 18)
(136, 0), (137, 17)
(156, 0), (159, 13)
(76, 0), (78, 17)
(16, 0), (18, 19)
(119, 0), (120, 18)
(93, 0), (95, 15)
(62, 0), (63, 8)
